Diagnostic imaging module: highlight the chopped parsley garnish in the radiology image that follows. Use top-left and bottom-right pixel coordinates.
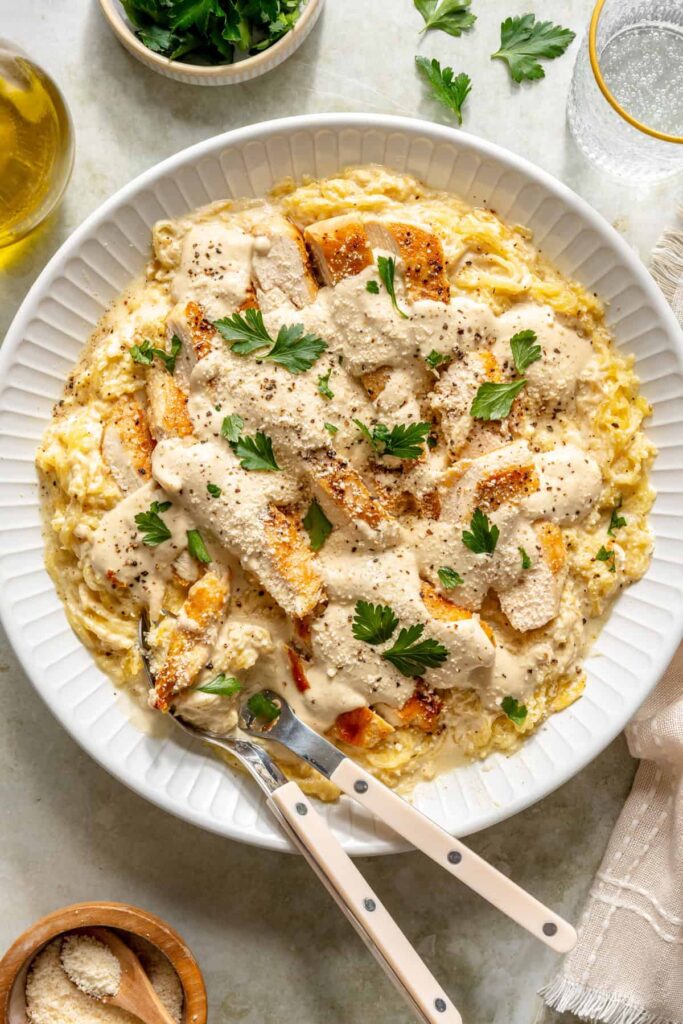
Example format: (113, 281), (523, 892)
(415, 57), (472, 125)
(596, 545), (616, 572)
(324, 422), (339, 436)
(501, 696), (528, 726)
(519, 546), (532, 570)
(130, 336), (182, 374)
(317, 369), (334, 400)
(134, 500), (172, 547)
(608, 500), (626, 537)
(247, 692), (281, 723)
(377, 256), (408, 319)
(303, 499), (333, 552)
(366, 280), (380, 294)
(438, 566), (464, 589)
(414, 0), (476, 36)
(382, 624), (449, 678)
(510, 330), (542, 374)
(214, 310), (327, 374)
(425, 349), (450, 369)
(352, 601), (399, 646)
(492, 14), (575, 83)
(187, 529), (211, 564)
(221, 413), (245, 444)
(470, 378), (527, 420)
(195, 674), (242, 697)
(231, 432), (281, 472)
(462, 508), (499, 554)
(353, 419), (430, 459)
(207, 483), (221, 498)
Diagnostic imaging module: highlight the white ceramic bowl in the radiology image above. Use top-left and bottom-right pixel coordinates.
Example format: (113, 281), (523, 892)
(1, 115), (682, 855)
(98, 0), (324, 85)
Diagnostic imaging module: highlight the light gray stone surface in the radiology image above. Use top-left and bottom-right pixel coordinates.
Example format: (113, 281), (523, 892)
(0, 1), (679, 1021)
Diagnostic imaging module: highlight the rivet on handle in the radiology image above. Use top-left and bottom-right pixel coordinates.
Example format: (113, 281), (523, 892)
(363, 898), (376, 912)
(543, 922), (558, 936)
(296, 802), (308, 816)
(354, 780), (369, 794)
(447, 850), (462, 865)
(435, 998), (447, 1013)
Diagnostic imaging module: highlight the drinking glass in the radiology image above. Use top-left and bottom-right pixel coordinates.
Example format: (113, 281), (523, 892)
(568, 0), (683, 182)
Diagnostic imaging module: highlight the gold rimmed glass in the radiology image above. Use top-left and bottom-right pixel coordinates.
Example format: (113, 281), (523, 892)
(568, 0), (683, 181)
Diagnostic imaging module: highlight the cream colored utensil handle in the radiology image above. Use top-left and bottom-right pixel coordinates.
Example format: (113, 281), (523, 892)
(270, 782), (461, 1024)
(331, 761), (577, 955)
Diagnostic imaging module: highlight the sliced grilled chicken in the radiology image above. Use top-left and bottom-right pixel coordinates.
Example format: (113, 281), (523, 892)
(171, 549), (201, 588)
(101, 396), (154, 494)
(376, 689), (443, 733)
(152, 569), (231, 711)
(446, 441), (540, 521)
(304, 215), (374, 285)
(360, 366), (392, 402)
(498, 522), (567, 632)
(420, 580), (495, 644)
(251, 216), (319, 312)
(167, 300), (219, 367)
(146, 366), (194, 440)
(430, 350), (504, 459)
(330, 706), (395, 748)
(365, 221), (450, 303)
(305, 449), (398, 541)
(261, 505), (325, 618)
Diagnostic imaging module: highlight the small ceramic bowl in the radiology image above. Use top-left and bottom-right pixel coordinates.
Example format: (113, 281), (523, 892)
(98, 0), (324, 85)
(0, 902), (207, 1024)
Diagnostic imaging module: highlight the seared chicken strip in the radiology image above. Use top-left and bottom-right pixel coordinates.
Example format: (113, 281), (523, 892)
(330, 706), (395, 748)
(146, 366), (194, 440)
(365, 221), (451, 303)
(101, 396), (154, 494)
(498, 521), (568, 632)
(304, 215), (374, 285)
(251, 215), (319, 311)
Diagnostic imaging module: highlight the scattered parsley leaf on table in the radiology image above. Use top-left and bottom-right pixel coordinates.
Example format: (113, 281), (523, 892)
(303, 499), (333, 552)
(231, 432), (281, 472)
(492, 14), (576, 83)
(510, 330), (542, 373)
(415, 57), (472, 126)
(501, 695), (527, 726)
(187, 528), (212, 564)
(195, 673), (242, 697)
(352, 601), (399, 645)
(414, 0), (476, 36)
(382, 624), (449, 678)
(135, 500), (172, 547)
(470, 379), (527, 420)
(438, 567), (464, 588)
(462, 508), (499, 554)
(377, 256), (409, 319)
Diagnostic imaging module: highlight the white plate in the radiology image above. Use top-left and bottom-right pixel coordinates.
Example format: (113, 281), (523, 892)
(1, 115), (682, 855)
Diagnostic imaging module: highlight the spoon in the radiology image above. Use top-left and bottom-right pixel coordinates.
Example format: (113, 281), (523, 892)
(64, 927), (176, 1024)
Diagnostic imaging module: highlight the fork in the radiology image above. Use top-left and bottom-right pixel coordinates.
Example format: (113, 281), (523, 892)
(241, 690), (577, 955)
(138, 619), (461, 1024)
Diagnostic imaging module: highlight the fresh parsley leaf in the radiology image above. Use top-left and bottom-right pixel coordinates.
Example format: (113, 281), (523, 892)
(213, 309), (273, 355)
(425, 349), (449, 369)
(382, 624), (449, 678)
(317, 368), (334, 399)
(303, 499), (333, 552)
(221, 413), (245, 445)
(462, 508), (499, 554)
(231, 432), (281, 472)
(353, 419), (430, 459)
(207, 483), (221, 498)
(195, 673), (242, 697)
(492, 14), (576, 83)
(596, 545), (616, 572)
(134, 501), (172, 547)
(155, 335), (182, 374)
(438, 567), (464, 589)
(519, 546), (532, 570)
(324, 422), (338, 436)
(352, 601), (399, 646)
(415, 57), (472, 126)
(608, 500), (626, 537)
(187, 528), (211, 564)
(501, 695), (528, 726)
(366, 280), (380, 294)
(414, 0), (476, 36)
(265, 324), (328, 374)
(247, 692), (281, 723)
(377, 256), (408, 319)
(470, 379), (527, 420)
(130, 339), (154, 366)
(510, 330), (541, 374)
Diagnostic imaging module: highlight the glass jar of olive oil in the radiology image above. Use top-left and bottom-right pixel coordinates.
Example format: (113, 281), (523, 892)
(0, 43), (74, 248)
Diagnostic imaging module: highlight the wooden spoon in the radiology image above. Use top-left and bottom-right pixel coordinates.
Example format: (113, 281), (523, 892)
(66, 927), (177, 1024)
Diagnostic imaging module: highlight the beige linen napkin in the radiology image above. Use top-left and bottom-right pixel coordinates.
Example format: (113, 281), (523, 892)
(540, 215), (683, 1024)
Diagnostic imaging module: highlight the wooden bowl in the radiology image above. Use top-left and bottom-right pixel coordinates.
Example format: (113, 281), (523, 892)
(0, 903), (207, 1024)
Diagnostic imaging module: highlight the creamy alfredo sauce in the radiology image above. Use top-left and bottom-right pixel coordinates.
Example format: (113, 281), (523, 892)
(88, 203), (602, 735)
